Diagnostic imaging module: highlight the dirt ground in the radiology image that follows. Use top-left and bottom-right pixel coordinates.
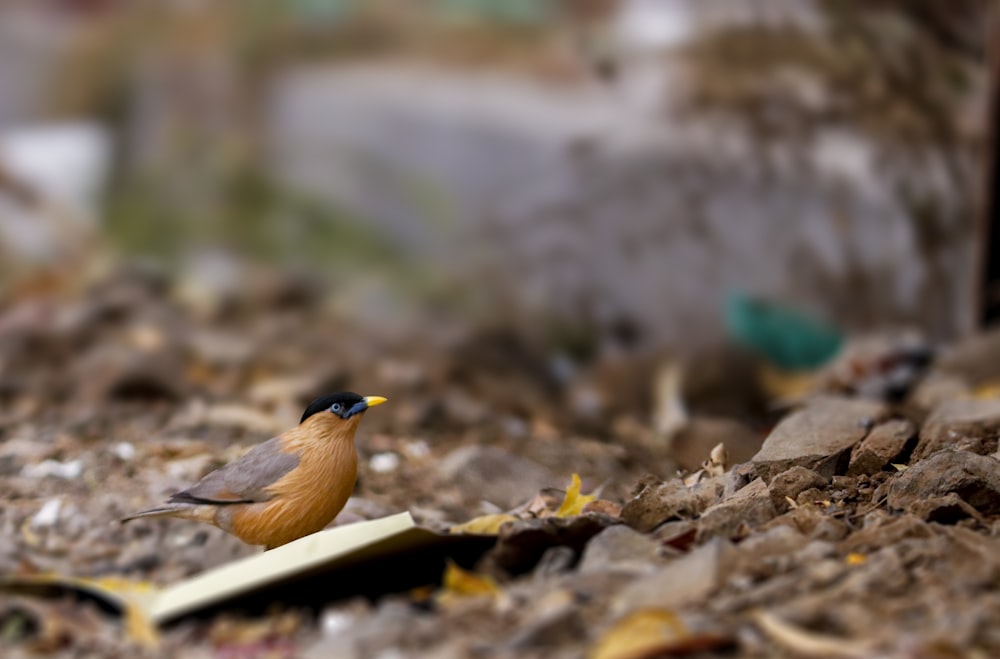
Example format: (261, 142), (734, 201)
(3, 265), (1000, 658)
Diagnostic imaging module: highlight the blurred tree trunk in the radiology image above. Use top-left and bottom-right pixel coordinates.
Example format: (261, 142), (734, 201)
(680, 0), (992, 339)
(976, 15), (1000, 327)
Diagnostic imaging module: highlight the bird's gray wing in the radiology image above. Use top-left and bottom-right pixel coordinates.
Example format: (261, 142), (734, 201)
(168, 437), (300, 505)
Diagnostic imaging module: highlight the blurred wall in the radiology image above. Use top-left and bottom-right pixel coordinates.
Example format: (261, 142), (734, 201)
(267, 63), (963, 350)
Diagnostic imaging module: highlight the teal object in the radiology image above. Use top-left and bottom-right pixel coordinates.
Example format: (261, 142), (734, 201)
(434, 0), (553, 24)
(292, 0), (357, 23)
(725, 293), (844, 371)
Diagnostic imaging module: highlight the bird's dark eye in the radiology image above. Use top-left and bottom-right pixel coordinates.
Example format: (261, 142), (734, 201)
(331, 403), (343, 414)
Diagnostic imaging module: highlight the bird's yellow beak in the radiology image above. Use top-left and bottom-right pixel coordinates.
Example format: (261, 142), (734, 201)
(364, 396), (388, 408)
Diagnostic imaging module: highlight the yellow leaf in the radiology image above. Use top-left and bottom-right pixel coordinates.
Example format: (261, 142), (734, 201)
(845, 553), (866, 566)
(892, 463), (908, 472)
(450, 514), (517, 535)
(441, 560), (500, 598)
(556, 474), (596, 518)
(758, 364), (818, 404)
(19, 517), (41, 547)
(972, 381), (1000, 400)
(89, 577), (160, 648)
(590, 609), (689, 659)
(123, 600), (160, 648)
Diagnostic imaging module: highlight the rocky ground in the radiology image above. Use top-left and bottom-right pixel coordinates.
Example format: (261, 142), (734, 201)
(3, 266), (1000, 658)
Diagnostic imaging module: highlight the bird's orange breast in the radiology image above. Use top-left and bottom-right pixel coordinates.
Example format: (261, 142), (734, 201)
(223, 421), (360, 548)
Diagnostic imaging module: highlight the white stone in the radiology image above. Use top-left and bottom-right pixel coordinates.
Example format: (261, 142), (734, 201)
(114, 442), (137, 461)
(22, 459), (83, 480)
(31, 498), (62, 528)
(369, 452), (401, 473)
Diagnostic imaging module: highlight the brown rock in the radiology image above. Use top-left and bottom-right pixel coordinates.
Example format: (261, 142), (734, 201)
(908, 374), (972, 412)
(937, 328), (1000, 385)
(751, 396), (887, 480)
(697, 478), (777, 541)
(914, 399), (1000, 460)
(768, 467), (829, 511)
(768, 506), (849, 541)
(735, 525), (807, 563)
(578, 525), (665, 574)
(887, 450), (1000, 516)
(487, 513), (619, 575)
(906, 493), (985, 524)
(795, 487), (829, 506)
(621, 476), (724, 533)
(848, 419), (916, 475)
(505, 590), (585, 650)
(612, 537), (736, 614)
(840, 512), (934, 553)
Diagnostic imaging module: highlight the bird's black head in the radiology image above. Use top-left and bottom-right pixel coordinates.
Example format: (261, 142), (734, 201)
(300, 392), (387, 423)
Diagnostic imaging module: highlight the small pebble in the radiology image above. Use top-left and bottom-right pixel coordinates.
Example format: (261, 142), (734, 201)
(402, 440), (430, 460)
(22, 459), (83, 480)
(32, 499), (63, 528)
(114, 442), (137, 461)
(370, 452), (401, 473)
(321, 610), (355, 636)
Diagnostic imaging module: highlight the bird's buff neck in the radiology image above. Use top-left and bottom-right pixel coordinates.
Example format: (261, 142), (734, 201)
(285, 413), (361, 451)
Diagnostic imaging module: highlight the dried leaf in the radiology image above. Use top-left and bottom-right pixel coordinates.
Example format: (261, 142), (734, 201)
(508, 490), (560, 518)
(437, 560), (500, 606)
(556, 474), (596, 518)
(752, 610), (875, 658)
(581, 499), (622, 517)
(408, 584), (435, 604)
(208, 611), (302, 654)
(0, 597), (107, 653)
(845, 552), (866, 566)
(971, 381), (1000, 400)
(705, 442), (727, 476)
(0, 575), (160, 648)
(758, 364), (818, 404)
(589, 609), (689, 659)
(682, 470), (706, 487)
(19, 518), (41, 548)
(92, 578), (160, 649)
(661, 527), (698, 553)
(652, 360), (688, 436)
(450, 514), (518, 535)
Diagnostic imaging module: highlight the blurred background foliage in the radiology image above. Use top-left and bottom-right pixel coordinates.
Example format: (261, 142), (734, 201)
(0, 0), (995, 356)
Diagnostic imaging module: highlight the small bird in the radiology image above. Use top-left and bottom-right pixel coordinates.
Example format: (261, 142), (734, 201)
(122, 392), (387, 549)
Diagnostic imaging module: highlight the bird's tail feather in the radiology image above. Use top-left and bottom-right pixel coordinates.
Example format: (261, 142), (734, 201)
(120, 506), (184, 524)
